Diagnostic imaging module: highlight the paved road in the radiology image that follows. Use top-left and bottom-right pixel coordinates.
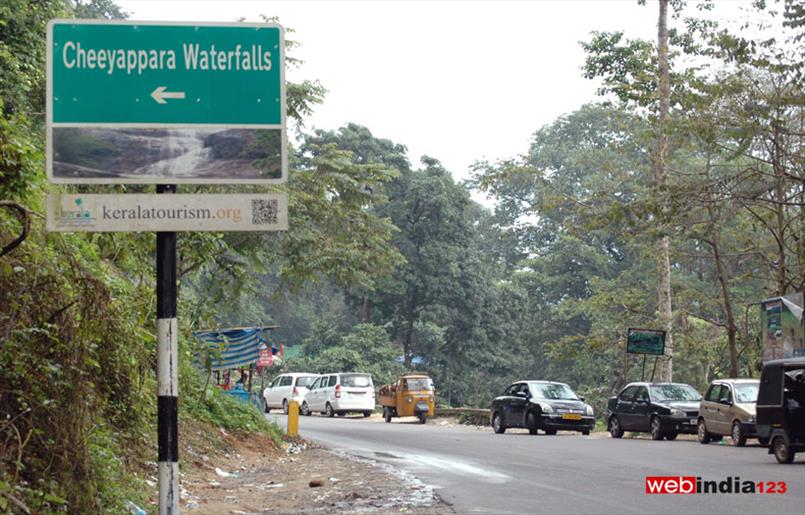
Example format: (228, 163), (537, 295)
(267, 413), (805, 514)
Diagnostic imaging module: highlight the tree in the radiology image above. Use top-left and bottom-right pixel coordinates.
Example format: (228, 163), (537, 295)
(654, 0), (675, 381)
(373, 158), (477, 368)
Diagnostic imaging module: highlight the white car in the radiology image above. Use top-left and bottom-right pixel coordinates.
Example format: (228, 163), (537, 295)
(263, 373), (319, 414)
(304, 373), (375, 417)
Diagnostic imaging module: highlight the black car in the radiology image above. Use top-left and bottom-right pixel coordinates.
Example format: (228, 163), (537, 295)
(490, 381), (595, 435)
(605, 382), (702, 440)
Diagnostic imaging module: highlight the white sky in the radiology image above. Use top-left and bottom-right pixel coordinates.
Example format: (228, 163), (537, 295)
(115, 0), (750, 186)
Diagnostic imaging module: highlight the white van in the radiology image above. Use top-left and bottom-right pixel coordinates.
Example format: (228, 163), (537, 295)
(263, 373), (319, 414)
(303, 373), (375, 417)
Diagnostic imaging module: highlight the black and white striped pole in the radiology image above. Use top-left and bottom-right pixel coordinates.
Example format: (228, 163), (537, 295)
(156, 184), (179, 514)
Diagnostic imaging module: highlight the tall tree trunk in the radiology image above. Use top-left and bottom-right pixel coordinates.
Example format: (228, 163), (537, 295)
(773, 130), (787, 295)
(655, 0), (674, 381)
(362, 296), (371, 322)
(706, 204), (739, 377)
(403, 289), (417, 368)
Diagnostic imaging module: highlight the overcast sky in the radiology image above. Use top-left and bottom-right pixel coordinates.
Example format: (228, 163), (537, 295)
(115, 0), (749, 185)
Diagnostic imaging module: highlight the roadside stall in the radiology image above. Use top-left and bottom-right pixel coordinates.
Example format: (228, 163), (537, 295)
(193, 325), (282, 409)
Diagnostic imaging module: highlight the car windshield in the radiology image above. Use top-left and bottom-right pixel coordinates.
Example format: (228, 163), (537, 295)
(734, 383), (759, 403)
(529, 383), (578, 400)
(295, 376), (318, 388)
(341, 374), (372, 387)
(404, 378), (432, 391)
(649, 384), (701, 402)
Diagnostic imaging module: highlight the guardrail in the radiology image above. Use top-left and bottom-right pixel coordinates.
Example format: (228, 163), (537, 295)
(434, 407), (491, 425)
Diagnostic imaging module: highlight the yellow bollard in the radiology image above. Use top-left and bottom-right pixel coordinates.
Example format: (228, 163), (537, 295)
(287, 400), (299, 437)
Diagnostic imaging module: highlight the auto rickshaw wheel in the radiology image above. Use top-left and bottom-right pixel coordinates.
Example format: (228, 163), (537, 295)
(418, 412), (427, 424)
(772, 436), (794, 464)
(383, 407), (392, 423)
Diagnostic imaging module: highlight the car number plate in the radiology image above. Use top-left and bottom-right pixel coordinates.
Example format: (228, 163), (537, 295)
(561, 413), (582, 420)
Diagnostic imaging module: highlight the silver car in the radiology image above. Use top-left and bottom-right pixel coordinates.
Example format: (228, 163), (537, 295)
(698, 379), (763, 446)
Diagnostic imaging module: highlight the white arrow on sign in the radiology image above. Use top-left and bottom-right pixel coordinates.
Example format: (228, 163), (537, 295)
(150, 86), (186, 104)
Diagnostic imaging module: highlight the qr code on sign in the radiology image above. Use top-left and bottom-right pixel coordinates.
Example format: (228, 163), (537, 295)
(252, 199), (279, 225)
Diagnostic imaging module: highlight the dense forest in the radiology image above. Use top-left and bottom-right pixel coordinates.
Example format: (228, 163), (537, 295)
(1, 0), (803, 511)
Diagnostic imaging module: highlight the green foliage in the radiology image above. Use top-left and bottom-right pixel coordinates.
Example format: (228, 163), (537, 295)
(72, 0), (128, 20)
(0, 220), (153, 513)
(293, 323), (405, 387)
(182, 385), (283, 442)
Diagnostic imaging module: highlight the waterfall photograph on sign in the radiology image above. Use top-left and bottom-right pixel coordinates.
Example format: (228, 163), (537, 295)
(50, 127), (282, 183)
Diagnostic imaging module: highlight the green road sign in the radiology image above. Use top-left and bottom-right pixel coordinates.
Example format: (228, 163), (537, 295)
(626, 328), (666, 356)
(49, 20), (283, 125)
(47, 20), (287, 184)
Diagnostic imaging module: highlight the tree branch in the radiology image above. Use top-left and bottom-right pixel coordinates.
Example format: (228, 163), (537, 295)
(0, 201), (31, 257)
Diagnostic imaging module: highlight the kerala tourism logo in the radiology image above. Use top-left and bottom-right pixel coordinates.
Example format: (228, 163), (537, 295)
(58, 197), (94, 226)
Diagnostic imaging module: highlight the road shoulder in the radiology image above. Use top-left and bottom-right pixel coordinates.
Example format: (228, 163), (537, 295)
(181, 429), (451, 513)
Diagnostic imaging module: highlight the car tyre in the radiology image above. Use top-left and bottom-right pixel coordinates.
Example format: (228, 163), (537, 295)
(697, 419), (711, 444)
(772, 436), (794, 464)
(526, 412), (539, 435)
(731, 420), (747, 447)
(492, 412), (506, 434)
(665, 432), (678, 441)
(325, 403), (335, 418)
(650, 416), (664, 441)
(363, 411), (372, 418)
(264, 402), (271, 414)
(301, 402), (311, 416)
(282, 399), (289, 415)
(608, 416), (624, 439)
(581, 430), (590, 436)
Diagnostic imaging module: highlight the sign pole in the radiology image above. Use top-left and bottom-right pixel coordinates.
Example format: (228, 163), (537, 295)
(156, 184), (179, 514)
(641, 354), (647, 382)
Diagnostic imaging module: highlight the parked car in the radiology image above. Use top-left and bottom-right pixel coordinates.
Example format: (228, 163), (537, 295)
(698, 379), (762, 446)
(263, 373), (319, 414)
(304, 373), (375, 417)
(757, 357), (805, 464)
(606, 382), (701, 440)
(490, 381), (595, 435)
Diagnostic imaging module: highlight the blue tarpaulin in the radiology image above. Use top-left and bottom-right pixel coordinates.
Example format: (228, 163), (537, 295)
(193, 327), (278, 370)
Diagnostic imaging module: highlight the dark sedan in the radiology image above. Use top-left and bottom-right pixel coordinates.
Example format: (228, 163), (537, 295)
(605, 382), (702, 440)
(490, 381), (595, 435)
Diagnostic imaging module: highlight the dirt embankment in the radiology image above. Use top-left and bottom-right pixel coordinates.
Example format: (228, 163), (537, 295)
(148, 420), (451, 514)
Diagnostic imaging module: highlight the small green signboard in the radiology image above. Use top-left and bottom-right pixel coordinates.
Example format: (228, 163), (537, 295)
(47, 20), (286, 184)
(626, 328), (666, 356)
